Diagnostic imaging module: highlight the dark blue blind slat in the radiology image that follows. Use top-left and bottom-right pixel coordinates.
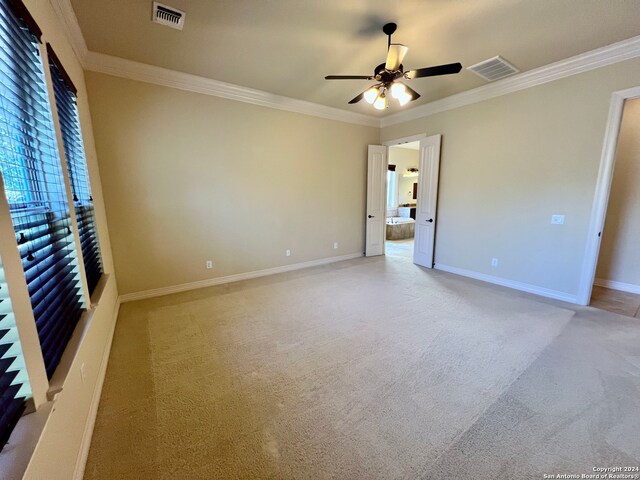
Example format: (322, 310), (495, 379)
(49, 50), (103, 295)
(0, 357), (17, 379)
(31, 265), (78, 319)
(0, 386), (26, 449)
(0, 0), (39, 452)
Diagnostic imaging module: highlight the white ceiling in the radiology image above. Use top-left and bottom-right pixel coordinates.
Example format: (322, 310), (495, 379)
(69, 0), (640, 116)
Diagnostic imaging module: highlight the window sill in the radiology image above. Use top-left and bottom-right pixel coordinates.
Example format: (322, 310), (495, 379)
(0, 273), (112, 479)
(90, 274), (109, 308)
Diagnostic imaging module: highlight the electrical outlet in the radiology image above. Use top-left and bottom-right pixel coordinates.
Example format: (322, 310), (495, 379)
(491, 258), (498, 267)
(80, 363), (86, 385)
(286, 249), (291, 257)
(551, 214), (565, 225)
(205, 260), (213, 269)
(333, 242), (339, 250)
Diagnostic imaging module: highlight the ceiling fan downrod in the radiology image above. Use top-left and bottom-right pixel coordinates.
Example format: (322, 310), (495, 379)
(383, 22), (397, 50)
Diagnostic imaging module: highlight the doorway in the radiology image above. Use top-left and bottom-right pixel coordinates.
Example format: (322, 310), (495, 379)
(589, 97), (640, 317)
(579, 85), (640, 306)
(386, 142), (420, 259)
(366, 134), (441, 267)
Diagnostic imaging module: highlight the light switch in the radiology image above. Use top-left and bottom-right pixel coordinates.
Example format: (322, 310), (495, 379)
(551, 215), (565, 225)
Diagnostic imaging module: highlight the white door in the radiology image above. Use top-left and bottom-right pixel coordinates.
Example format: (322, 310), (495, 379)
(413, 134), (442, 268)
(366, 145), (387, 256)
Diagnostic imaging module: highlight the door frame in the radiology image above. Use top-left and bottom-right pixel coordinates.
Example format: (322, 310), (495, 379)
(577, 85), (640, 305)
(383, 134), (427, 223)
(382, 133), (441, 261)
(382, 133), (427, 148)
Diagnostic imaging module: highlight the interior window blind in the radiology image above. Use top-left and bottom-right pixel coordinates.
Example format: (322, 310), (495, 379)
(0, 0), (85, 381)
(48, 47), (103, 295)
(0, 254), (31, 452)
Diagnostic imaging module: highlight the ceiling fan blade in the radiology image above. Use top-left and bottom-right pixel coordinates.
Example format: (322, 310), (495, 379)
(400, 82), (421, 101)
(348, 90), (366, 104)
(385, 44), (409, 71)
(325, 75), (374, 80)
(406, 62), (462, 79)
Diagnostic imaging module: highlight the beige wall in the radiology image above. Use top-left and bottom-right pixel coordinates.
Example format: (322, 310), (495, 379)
(0, 2), (121, 480)
(596, 98), (640, 287)
(382, 59), (640, 298)
(84, 72), (380, 295)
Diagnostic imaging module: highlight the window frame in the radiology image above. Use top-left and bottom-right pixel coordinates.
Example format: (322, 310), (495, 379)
(47, 43), (103, 296)
(0, 0), (100, 460)
(386, 168), (398, 211)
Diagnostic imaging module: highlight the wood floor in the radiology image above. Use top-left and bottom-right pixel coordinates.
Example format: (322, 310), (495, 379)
(590, 285), (640, 318)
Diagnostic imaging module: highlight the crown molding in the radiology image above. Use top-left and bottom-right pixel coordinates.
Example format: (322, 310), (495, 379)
(82, 52), (380, 127)
(50, 0), (640, 130)
(49, 0), (379, 127)
(381, 35), (640, 127)
(49, 0), (88, 62)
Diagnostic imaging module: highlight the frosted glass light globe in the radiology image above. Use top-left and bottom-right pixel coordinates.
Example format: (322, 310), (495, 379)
(398, 92), (412, 106)
(373, 95), (387, 110)
(390, 82), (407, 99)
(364, 87), (379, 104)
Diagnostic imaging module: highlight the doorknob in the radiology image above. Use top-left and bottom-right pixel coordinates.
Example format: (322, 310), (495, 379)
(426, 218), (433, 223)
(368, 215), (374, 218)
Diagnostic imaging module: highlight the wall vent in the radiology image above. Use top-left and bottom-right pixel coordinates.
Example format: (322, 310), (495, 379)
(467, 56), (519, 82)
(152, 2), (185, 30)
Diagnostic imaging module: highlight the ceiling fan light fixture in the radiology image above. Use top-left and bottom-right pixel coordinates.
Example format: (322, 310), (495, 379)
(324, 23), (462, 110)
(397, 91), (412, 106)
(364, 87), (379, 104)
(373, 93), (387, 110)
(390, 82), (406, 99)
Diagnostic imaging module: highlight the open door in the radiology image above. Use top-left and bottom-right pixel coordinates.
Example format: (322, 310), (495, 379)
(366, 145), (387, 256)
(413, 134), (442, 268)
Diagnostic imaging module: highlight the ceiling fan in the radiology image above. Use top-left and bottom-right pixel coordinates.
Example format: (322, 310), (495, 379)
(325, 23), (462, 109)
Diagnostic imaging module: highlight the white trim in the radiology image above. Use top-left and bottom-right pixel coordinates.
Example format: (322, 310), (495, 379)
(381, 35), (640, 127)
(72, 297), (121, 480)
(82, 52), (380, 127)
(50, 0), (640, 130)
(594, 278), (640, 295)
(576, 85), (640, 305)
(382, 133), (426, 146)
(120, 253), (364, 303)
(49, 0), (378, 127)
(434, 263), (578, 304)
(49, 0), (89, 62)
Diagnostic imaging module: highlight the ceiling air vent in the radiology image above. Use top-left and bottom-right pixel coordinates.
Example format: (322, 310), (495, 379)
(467, 56), (519, 82)
(152, 2), (185, 30)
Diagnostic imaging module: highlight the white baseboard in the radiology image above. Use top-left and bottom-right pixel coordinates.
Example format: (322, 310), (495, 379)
(434, 263), (578, 304)
(120, 252), (364, 303)
(73, 297), (121, 480)
(594, 278), (640, 294)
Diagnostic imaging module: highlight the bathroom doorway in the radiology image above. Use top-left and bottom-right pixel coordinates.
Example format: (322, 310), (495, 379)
(385, 141), (419, 259)
(579, 86), (640, 306)
(589, 97), (640, 317)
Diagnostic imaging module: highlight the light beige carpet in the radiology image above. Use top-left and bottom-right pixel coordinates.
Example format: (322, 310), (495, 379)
(84, 253), (640, 479)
